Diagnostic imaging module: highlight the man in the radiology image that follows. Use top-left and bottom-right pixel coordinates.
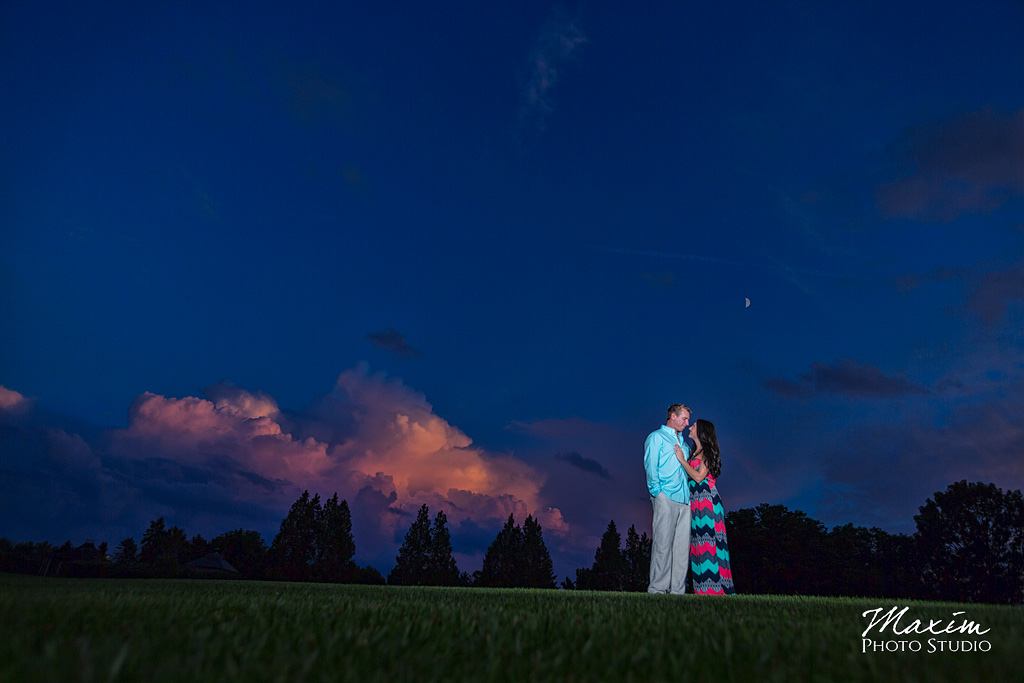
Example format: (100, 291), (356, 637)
(644, 403), (692, 594)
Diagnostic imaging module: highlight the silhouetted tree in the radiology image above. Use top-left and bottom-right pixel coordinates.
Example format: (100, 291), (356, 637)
(915, 480), (1024, 604)
(521, 515), (556, 588)
(726, 504), (826, 595)
(140, 518), (188, 572)
(477, 514), (525, 587)
(623, 524), (652, 592)
(428, 510), (462, 586)
(388, 504), (433, 585)
(578, 520), (629, 591)
(270, 490), (321, 581)
(317, 493), (356, 582)
(189, 534), (209, 561)
(113, 537), (137, 565)
(210, 529), (269, 579)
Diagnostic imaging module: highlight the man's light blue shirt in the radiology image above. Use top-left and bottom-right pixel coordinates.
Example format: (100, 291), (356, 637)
(644, 425), (691, 504)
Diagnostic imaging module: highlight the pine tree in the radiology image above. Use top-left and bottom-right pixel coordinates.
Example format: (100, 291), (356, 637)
(589, 520), (628, 591)
(478, 514), (524, 587)
(139, 518), (167, 564)
(522, 514), (556, 588)
(624, 524), (652, 592)
(270, 490), (321, 581)
(427, 510), (461, 586)
(140, 518), (188, 571)
(189, 533), (209, 561)
(318, 493), (356, 582)
(113, 537), (137, 564)
(389, 504), (433, 585)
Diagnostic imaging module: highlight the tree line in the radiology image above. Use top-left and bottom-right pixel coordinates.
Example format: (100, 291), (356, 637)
(566, 480), (1023, 605)
(1, 479), (1020, 603)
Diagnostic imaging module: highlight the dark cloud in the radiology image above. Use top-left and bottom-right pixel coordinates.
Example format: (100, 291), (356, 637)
(895, 260), (1024, 327)
(365, 328), (422, 358)
(876, 107), (1024, 222)
(765, 359), (930, 399)
(554, 451), (611, 479)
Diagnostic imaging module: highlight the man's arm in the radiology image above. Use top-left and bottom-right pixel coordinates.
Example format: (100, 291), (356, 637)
(643, 432), (662, 497)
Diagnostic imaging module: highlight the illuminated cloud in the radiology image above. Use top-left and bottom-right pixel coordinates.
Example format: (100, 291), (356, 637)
(316, 366), (563, 535)
(877, 107), (1024, 222)
(1, 371), (571, 570)
(111, 390), (332, 482)
(92, 366), (567, 567)
(0, 386), (33, 416)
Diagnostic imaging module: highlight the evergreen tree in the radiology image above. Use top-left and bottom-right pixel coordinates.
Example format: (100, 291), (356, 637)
(318, 493), (356, 582)
(140, 518), (188, 571)
(189, 533), (209, 561)
(521, 515), (556, 588)
(427, 510), (461, 586)
(588, 520), (628, 591)
(139, 518), (167, 564)
(113, 537), (137, 564)
(623, 524), (652, 592)
(388, 504), (433, 585)
(477, 514), (524, 587)
(270, 490), (321, 581)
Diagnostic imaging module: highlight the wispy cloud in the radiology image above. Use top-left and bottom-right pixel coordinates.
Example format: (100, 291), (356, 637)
(518, 6), (587, 134)
(766, 359), (930, 399)
(366, 328), (422, 358)
(876, 107), (1024, 222)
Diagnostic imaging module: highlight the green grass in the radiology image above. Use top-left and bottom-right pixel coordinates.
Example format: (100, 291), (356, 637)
(1, 573), (1020, 682)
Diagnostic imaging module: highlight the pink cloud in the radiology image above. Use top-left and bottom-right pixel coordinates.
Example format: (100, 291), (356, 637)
(0, 385), (33, 415)
(106, 366), (567, 548)
(112, 391), (331, 482)
(317, 366), (566, 535)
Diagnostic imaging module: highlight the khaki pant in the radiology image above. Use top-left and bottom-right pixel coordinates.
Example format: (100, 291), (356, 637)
(648, 492), (691, 594)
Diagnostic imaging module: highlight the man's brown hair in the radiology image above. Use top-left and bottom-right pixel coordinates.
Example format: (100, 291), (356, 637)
(667, 404), (691, 421)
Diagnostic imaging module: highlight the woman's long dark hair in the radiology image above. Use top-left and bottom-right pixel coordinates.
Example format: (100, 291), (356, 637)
(695, 419), (722, 479)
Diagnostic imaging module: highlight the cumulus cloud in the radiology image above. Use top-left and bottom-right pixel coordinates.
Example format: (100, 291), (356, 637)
(313, 365), (563, 554)
(519, 6), (587, 133)
(365, 328), (422, 358)
(765, 359), (930, 398)
(1, 368), (568, 572)
(876, 107), (1024, 222)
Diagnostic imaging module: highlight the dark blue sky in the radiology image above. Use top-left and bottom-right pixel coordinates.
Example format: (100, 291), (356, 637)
(2, 1), (1022, 580)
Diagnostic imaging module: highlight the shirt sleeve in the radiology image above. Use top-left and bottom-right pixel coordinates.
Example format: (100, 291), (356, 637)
(643, 432), (661, 497)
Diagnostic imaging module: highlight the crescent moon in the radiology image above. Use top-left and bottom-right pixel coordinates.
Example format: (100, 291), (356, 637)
(744, 298), (750, 308)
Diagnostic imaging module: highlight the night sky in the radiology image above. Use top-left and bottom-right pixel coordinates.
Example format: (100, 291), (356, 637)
(2, 2), (1023, 581)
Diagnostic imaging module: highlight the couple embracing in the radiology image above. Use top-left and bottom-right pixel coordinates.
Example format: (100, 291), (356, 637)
(644, 403), (735, 595)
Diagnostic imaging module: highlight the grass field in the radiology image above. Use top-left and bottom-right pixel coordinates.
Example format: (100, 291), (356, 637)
(1, 573), (1021, 682)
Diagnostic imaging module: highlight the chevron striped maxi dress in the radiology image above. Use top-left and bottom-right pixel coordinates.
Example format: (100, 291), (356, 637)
(688, 458), (735, 594)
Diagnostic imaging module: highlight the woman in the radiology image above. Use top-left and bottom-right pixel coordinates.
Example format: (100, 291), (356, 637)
(674, 419), (735, 595)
